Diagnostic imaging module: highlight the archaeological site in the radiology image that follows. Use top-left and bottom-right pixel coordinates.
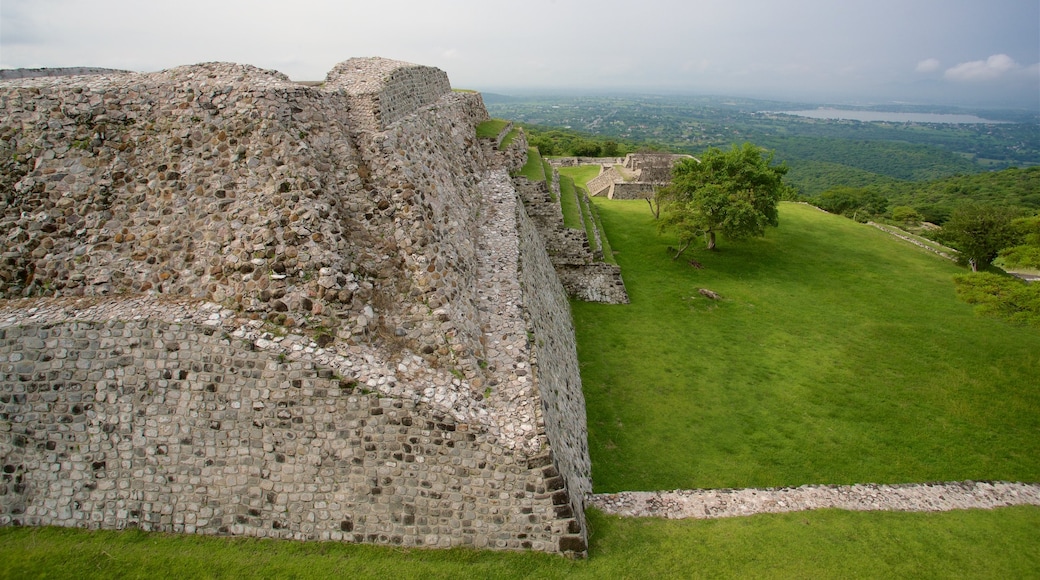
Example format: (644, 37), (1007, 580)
(0, 57), (627, 556)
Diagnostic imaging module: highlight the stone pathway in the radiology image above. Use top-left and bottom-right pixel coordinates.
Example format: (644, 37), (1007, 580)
(591, 481), (1040, 519)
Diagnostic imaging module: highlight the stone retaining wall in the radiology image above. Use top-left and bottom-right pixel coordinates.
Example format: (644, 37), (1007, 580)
(609, 182), (657, 200)
(0, 316), (580, 552)
(0, 58), (592, 556)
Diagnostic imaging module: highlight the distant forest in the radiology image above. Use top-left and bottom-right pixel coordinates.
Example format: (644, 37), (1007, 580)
(487, 94), (1040, 223)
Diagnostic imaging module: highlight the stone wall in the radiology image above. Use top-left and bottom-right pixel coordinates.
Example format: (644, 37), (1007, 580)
(512, 173), (628, 305)
(0, 310), (581, 552)
(548, 157), (624, 167)
(609, 182), (656, 200)
(0, 68), (131, 80)
(327, 58), (452, 133)
(586, 167), (622, 198)
(0, 58), (592, 556)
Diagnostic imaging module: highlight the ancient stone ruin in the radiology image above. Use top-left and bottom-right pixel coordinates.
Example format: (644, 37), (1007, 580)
(0, 57), (606, 556)
(577, 153), (694, 200)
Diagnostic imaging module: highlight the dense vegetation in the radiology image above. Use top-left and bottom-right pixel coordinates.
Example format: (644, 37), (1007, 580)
(487, 94), (1040, 196)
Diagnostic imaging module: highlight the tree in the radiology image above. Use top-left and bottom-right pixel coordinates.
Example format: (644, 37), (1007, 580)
(814, 186), (888, 221)
(658, 143), (788, 256)
(998, 213), (1040, 269)
(891, 205), (923, 227)
(937, 203), (1021, 272)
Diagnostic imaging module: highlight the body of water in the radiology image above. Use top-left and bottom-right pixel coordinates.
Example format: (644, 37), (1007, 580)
(773, 108), (1010, 124)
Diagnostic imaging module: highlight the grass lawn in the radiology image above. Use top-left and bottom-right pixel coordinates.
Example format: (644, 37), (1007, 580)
(3, 507), (1037, 578)
(559, 164), (603, 192)
(575, 200), (1040, 492)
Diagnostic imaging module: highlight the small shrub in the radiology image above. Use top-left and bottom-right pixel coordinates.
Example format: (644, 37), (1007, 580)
(953, 272), (1040, 328)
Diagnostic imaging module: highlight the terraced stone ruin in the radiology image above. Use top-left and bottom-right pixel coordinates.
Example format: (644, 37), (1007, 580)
(0, 57), (626, 556)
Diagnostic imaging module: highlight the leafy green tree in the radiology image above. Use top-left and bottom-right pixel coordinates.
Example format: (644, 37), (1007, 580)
(571, 139), (602, 157)
(998, 213), (1040, 269)
(891, 205), (923, 226)
(953, 272), (1040, 328)
(658, 143), (789, 256)
(938, 204), (1021, 272)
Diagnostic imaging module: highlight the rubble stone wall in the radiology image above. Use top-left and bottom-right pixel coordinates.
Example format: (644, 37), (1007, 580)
(0, 316), (580, 553)
(0, 58), (592, 556)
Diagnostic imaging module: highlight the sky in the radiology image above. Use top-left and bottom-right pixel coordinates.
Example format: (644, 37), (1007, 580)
(2, 0), (1038, 109)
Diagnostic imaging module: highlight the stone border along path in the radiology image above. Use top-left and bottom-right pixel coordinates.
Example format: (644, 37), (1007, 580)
(590, 481), (1040, 520)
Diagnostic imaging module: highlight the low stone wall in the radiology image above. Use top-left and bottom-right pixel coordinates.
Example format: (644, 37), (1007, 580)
(548, 157), (624, 167)
(0, 68), (130, 80)
(609, 182), (657, 200)
(586, 167), (621, 197)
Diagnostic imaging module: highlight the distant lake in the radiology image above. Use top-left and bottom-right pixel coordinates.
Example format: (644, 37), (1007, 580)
(774, 108), (1010, 124)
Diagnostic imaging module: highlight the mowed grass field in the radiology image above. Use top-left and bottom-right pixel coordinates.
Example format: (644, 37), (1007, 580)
(575, 200), (1040, 492)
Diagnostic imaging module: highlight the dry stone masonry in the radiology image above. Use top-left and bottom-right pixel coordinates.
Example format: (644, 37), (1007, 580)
(575, 153), (694, 200)
(0, 58), (592, 555)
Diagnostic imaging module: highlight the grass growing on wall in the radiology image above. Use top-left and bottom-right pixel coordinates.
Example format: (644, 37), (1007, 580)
(3, 507), (1038, 578)
(574, 200), (1040, 492)
(541, 158), (556, 201)
(476, 118), (510, 140)
(558, 175), (583, 230)
(517, 147), (545, 181)
(500, 128), (521, 150)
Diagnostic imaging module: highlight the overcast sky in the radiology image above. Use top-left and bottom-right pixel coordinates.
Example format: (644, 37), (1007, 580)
(2, 0), (1038, 108)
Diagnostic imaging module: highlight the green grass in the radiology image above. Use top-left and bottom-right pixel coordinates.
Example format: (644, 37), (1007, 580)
(500, 128), (521, 150)
(558, 165), (602, 192)
(517, 147), (545, 181)
(576, 200), (1040, 492)
(589, 201), (617, 265)
(477, 118), (510, 139)
(541, 158), (556, 200)
(4, 507), (1037, 578)
(558, 174), (583, 230)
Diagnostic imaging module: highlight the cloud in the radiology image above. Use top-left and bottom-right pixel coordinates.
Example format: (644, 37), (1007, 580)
(944, 54), (1020, 81)
(916, 58), (941, 73)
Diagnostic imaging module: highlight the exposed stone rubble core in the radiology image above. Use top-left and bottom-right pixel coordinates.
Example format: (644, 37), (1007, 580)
(513, 174), (627, 304)
(591, 481), (1040, 519)
(0, 58), (591, 556)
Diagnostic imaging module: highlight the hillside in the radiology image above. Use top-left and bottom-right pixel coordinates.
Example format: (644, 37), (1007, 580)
(877, 166), (1040, 216)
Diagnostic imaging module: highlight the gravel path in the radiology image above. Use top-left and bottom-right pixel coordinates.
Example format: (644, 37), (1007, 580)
(591, 481), (1040, 519)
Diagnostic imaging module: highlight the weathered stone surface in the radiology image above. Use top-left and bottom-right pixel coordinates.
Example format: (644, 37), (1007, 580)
(591, 481), (1040, 519)
(0, 58), (591, 556)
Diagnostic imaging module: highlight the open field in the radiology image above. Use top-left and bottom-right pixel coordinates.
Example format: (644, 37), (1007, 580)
(574, 201), (1040, 492)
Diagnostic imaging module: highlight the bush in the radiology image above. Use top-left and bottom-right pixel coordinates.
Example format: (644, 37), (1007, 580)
(953, 272), (1040, 328)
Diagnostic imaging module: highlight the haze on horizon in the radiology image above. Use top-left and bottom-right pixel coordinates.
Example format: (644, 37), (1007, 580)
(2, 0), (1038, 110)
